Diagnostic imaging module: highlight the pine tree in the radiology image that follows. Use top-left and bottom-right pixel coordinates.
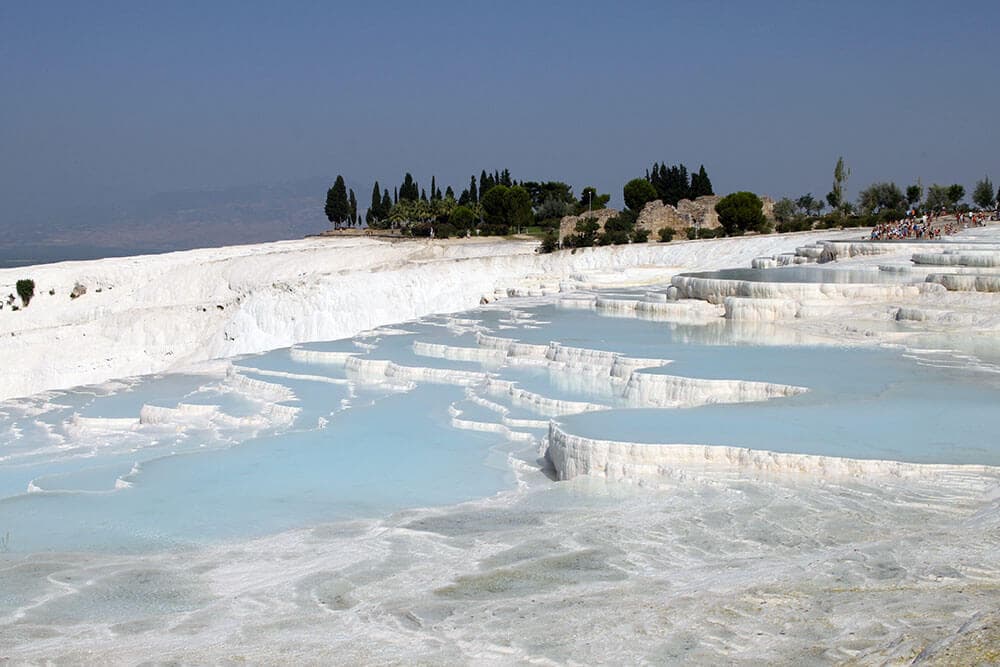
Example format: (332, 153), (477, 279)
(324, 175), (350, 229)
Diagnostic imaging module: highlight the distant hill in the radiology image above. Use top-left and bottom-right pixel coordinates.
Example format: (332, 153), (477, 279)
(0, 177), (348, 266)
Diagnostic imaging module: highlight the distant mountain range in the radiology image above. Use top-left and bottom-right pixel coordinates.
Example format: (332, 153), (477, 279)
(0, 177), (345, 266)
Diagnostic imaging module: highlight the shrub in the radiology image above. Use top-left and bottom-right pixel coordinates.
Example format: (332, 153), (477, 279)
(435, 223), (457, 239)
(16, 279), (35, 307)
(776, 219), (812, 233)
(630, 228), (650, 243)
(658, 227), (675, 242)
(539, 231), (559, 254)
(684, 226), (697, 240)
(697, 227), (718, 239)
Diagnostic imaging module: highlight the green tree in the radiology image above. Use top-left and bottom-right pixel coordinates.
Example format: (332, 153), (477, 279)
(506, 185), (534, 232)
(480, 184), (510, 228)
(905, 184), (923, 208)
(972, 177), (995, 209)
(576, 187), (610, 214)
(522, 181), (575, 209)
(826, 156), (850, 214)
(857, 182), (904, 215)
(348, 188), (357, 225)
(689, 165), (714, 197)
(449, 205), (476, 230)
(623, 178), (658, 212)
(947, 184), (965, 208)
(715, 192), (767, 236)
(400, 173), (419, 201)
(325, 175), (350, 229)
(480, 185), (535, 233)
(367, 181), (382, 224)
(648, 163), (690, 205)
(795, 193), (823, 216)
(773, 197), (798, 223)
(925, 184), (950, 211)
(535, 197), (570, 225)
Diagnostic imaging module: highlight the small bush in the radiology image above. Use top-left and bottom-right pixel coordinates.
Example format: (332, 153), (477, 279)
(16, 279), (35, 307)
(538, 231), (559, 254)
(776, 219), (812, 233)
(658, 227), (675, 242)
(630, 228), (649, 243)
(697, 227), (718, 239)
(684, 226), (697, 240)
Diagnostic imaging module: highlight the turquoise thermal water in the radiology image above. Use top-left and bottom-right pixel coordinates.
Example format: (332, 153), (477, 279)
(1, 296), (999, 558)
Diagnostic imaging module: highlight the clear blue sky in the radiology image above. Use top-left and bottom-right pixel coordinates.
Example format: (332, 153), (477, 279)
(1, 0), (997, 223)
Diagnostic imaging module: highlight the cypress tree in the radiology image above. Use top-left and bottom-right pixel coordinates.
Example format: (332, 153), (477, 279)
(401, 173), (418, 201)
(394, 187), (398, 204)
(324, 175), (350, 229)
(695, 165), (713, 197)
(470, 175), (478, 203)
(349, 188), (357, 225)
(430, 176), (437, 201)
(382, 189), (392, 215)
(421, 188), (427, 202)
(480, 170), (489, 198)
(368, 182), (381, 223)
(445, 185), (455, 199)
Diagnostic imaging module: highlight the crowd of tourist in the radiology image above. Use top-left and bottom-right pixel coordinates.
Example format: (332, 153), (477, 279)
(869, 210), (988, 240)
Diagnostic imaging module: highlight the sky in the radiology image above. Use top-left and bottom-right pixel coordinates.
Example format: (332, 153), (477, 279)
(1, 0), (998, 227)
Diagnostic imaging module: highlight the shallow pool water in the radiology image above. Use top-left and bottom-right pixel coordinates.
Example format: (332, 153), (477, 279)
(1, 292), (998, 558)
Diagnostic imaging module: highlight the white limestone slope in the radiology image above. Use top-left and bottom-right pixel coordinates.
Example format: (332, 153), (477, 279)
(0, 231), (863, 400)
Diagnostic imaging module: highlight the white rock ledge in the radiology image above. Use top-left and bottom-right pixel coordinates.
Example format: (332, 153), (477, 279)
(546, 422), (1000, 482)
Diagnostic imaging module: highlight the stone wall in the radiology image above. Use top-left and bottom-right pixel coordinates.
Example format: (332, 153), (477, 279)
(677, 195), (722, 230)
(635, 201), (688, 237)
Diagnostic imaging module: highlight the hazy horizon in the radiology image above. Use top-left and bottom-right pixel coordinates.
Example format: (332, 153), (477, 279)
(2, 0), (997, 235)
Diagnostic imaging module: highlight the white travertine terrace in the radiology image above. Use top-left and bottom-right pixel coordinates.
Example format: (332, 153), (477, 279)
(547, 422), (1000, 482)
(0, 230), (865, 401)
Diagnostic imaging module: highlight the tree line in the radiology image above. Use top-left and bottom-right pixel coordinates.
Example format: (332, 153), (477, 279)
(772, 157), (997, 232)
(324, 168), (628, 238)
